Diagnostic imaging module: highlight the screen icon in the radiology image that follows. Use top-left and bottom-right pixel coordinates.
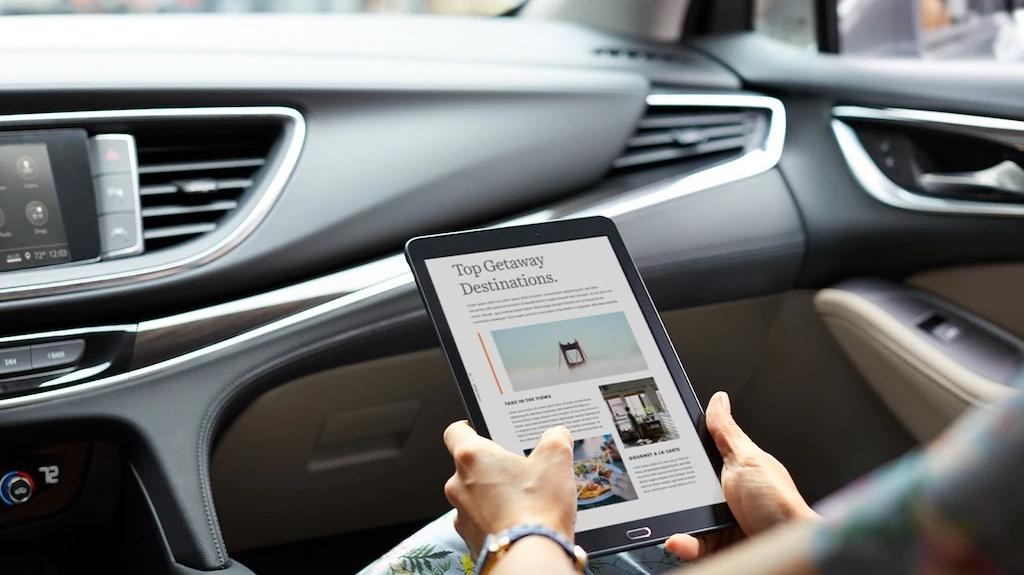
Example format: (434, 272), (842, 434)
(25, 201), (49, 227)
(15, 155), (38, 180)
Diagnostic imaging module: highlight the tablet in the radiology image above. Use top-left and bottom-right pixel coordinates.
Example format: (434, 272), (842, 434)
(406, 216), (734, 556)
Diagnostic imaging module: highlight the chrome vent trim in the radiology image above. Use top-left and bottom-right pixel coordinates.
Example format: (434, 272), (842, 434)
(0, 107), (305, 300)
(833, 106), (1024, 218)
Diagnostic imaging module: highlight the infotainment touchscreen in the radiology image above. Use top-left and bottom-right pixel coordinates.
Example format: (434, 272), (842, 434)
(0, 129), (101, 273)
(0, 143), (72, 271)
(407, 217), (733, 555)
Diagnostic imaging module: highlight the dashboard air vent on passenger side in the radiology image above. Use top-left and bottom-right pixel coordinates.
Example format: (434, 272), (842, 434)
(134, 121), (282, 251)
(593, 47), (683, 63)
(612, 101), (769, 174)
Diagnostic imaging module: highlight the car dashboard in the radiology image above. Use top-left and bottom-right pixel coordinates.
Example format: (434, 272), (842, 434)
(0, 13), (808, 574)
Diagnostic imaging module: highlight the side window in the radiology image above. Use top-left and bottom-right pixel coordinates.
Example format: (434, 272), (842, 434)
(754, 0), (818, 51)
(756, 0), (1024, 61)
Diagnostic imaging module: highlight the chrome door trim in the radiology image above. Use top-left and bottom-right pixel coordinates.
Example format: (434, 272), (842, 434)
(834, 105), (1024, 133)
(0, 106), (306, 299)
(0, 93), (785, 409)
(832, 106), (1024, 218)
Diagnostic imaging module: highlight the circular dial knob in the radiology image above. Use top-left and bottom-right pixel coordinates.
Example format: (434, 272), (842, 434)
(0, 471), (35, 506)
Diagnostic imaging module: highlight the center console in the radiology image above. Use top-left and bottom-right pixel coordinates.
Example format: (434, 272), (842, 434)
(0, 129), (142, 273)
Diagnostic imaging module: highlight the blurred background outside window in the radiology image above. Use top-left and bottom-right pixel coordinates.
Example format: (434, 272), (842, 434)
(0, 0), (521, 16)
(757, 0), (1024, 61)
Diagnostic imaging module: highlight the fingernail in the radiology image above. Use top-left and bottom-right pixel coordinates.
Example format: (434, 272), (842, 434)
(716, 391), (731, 413)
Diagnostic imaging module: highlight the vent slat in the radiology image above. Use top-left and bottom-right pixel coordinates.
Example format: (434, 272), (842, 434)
(627, 124), (753, 148)
(142, 200), (239, 218)
(612, 136), (749, 170)
(143, 222), (218, 240)
(178, 179), (218, 194)
(612, 103), (765, 173)
(637, 112), (747, 130)
(211, 177), (254, 191)
(139, 184), (179, 196)
(138, 157), (265, 175)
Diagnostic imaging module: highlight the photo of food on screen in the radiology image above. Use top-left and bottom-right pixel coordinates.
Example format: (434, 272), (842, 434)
(526, 433), (638, 510)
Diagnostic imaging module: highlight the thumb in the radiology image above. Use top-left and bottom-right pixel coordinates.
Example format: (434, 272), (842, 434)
(706, 392), (755, 463)
(665, 533), (701, 561)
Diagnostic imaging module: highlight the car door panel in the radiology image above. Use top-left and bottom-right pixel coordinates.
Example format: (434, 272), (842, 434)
(694, 34), (1024, 287)
(909, 264), (1024, 340)
(691, 30), (1023, 447)
(816, 280), (1021, 441)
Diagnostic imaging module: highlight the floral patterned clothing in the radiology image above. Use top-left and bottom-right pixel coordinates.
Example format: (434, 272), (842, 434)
(359, 392), (1023, 575)
(812, 390), (1024, 574)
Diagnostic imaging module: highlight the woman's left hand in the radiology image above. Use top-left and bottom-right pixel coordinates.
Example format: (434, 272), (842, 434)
(665, 392), (818, 562)
(442, 421), (577, 556)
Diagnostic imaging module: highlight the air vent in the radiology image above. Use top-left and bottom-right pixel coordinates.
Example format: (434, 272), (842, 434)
(133, 121), (282, 251)
(594, 47), (682, 63)
(612, 101), (768, 173)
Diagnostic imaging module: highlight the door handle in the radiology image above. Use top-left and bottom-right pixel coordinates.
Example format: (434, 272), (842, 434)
(918, 160), (1024, 198)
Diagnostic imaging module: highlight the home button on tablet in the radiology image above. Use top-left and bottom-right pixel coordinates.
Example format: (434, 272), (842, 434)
(626, 527), (652, 541)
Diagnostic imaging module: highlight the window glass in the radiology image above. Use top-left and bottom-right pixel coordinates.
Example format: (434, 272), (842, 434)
(757, 0), (1024, 61)
(754, 0), (818, 51)
(840, 0), (1024, 60)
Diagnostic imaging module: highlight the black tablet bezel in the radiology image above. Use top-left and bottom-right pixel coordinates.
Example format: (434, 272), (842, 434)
(405, 216), (734, 556)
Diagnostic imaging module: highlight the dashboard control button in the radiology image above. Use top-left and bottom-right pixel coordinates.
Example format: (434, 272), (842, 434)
(30, 340), (85, 370)
(0, 471), (34, 506)
(94, 174), (136, 214)
(0, 347), (32, 375)
(99, 213), (140, 254)
(24, 201), (49, 227)
(90, 137), (132, 175)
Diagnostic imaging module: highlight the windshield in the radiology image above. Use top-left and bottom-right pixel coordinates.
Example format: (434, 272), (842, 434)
(0, 0), (523, 16)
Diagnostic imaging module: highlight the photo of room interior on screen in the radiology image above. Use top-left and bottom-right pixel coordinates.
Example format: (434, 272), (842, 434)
(600, 378), (680, 448)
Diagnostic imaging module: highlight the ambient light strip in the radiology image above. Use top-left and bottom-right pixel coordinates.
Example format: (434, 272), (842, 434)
(0, 93), (786, 409)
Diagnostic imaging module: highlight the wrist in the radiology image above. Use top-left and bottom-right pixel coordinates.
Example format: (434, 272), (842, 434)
(502, 514), (573, 541)
(509, 536), (574, 565)
(476, 524), (586, 575)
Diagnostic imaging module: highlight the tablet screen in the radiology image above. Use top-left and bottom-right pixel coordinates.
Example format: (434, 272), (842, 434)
(423, 235), (725, 533)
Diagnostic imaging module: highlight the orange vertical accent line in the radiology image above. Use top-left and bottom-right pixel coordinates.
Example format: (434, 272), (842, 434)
(477, 332), (504, 395)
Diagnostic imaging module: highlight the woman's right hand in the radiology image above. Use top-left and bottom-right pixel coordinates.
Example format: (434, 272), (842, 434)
(442, 421), (577, 557)
(666, 391), (819, 561)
